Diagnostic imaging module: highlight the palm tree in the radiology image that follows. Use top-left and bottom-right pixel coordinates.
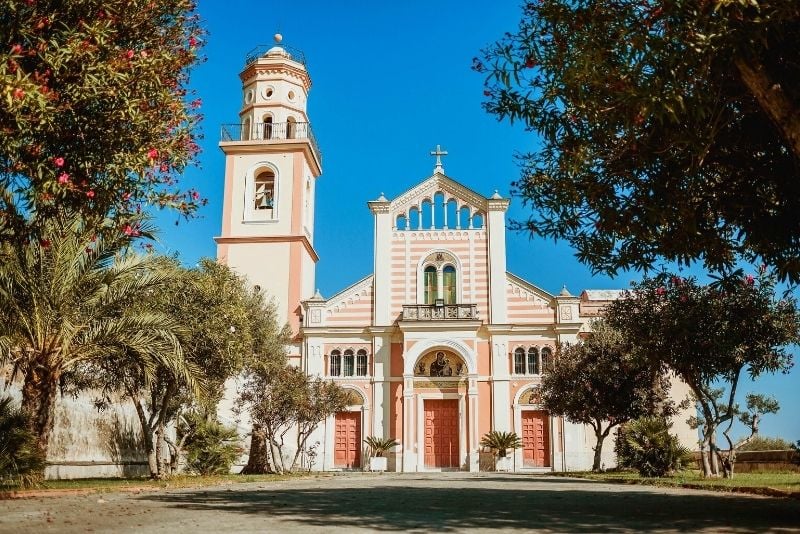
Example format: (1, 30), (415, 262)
(480, 430), (523, 458)
(0, 214), (195, 472)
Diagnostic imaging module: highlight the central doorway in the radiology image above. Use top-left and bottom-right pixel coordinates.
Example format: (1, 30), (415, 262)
(423, 399), (460, 469)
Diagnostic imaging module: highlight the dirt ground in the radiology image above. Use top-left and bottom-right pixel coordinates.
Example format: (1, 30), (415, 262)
(1, 472), (798, 533)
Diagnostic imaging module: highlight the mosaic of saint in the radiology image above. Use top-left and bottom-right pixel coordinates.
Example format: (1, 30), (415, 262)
(519, 387), (542, 405)
(415, 350), (466, 377)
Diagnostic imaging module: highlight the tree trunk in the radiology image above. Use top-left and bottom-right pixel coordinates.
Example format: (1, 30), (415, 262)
(21, 363), (61, 474)
(734, 56), (800, 161)
(241, 424), (273, 474)
(132, 398), (158, 478)
(592, 431), (605, 472)
(699, 435), (713, 478)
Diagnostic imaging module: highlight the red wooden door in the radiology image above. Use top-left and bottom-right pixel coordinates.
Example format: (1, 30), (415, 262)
(334, 412), (361, 468)
(522, 410), (551, 467)
(424, 399), (460, 468)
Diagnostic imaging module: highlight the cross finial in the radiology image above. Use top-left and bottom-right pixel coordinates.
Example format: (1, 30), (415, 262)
(430, 144), (448, 174)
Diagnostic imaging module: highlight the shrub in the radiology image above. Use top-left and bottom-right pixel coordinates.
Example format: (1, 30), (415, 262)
(364, 436), (398, 458)
(616, 417), (692, 478)
(480, 431), (522, 458)
(738, 435), (793, 451)
(0, 396), (46, 488)
(180, 414), (242, 476)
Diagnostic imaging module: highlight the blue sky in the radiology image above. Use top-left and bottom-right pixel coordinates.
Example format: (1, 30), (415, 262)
(155, 1), (798, 442)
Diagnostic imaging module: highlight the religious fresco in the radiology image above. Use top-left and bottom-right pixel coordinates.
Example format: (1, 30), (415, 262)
(519, 387), (542, 405)
(414, 350), (466, 377)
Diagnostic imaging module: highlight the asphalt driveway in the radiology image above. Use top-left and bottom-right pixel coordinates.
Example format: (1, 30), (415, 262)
(1, 472), (798, 533)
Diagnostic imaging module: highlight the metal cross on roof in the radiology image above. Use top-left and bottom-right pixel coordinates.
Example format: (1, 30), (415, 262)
(430, 144), (448, 174)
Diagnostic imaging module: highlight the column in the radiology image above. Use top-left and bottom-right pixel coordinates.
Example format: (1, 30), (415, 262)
(486, 196), (510, 324)
(369, 196), (392, 325)
(468, 374), (480, 472)
(402, 374), (416, 472)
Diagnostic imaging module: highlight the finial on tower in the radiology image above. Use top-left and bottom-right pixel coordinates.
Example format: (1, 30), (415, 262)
(274, 33), (283, 43)
(430, 144), (448, 174)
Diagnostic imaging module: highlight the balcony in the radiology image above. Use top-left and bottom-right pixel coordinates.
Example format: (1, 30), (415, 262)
(244, 44), (307, 67)
(402, 303), (479, 321)
(220, 121), (321, 162)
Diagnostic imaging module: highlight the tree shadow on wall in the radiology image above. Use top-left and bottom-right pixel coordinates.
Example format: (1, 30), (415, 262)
(138, 478), (800, 532)
(97, 415), (148, 477)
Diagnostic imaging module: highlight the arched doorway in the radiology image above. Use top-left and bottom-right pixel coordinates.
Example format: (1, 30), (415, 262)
(515, 386), (551, 469)
(331, 388), (367, 470)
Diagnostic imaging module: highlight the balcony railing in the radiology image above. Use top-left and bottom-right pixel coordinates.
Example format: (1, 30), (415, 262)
(402, 303), (479, 321)
(244, 44), (307, 66)
(220, 122), (321, 161)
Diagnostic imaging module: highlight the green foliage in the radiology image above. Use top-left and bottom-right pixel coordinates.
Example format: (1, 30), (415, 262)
(738, 435), (793, 452)
(616, 417), (693, 478)
(605, 270), (799, 476)
(539, 320), (673, 469)
(480, 431), (523, 457)
(179, 413), (242, 476)
(0, 0), (206, 243)
(479, 1), (800, 281)
(0, 396), (45, 488)
(364, 436), (398, 458)
(0, 213), (190, 467)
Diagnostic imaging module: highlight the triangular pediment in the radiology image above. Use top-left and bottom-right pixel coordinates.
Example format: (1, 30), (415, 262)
(506, 272), (556, 307)
(390, 173), (489, 215)
(323, 274), (374, 312)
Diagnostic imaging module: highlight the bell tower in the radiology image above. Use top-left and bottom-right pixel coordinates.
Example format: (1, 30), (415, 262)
(216, 34), (322, 340)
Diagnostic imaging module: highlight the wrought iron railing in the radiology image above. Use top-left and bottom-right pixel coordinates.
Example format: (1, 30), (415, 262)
(220, 121), (321, 160)
(402, 304), (479, 321)
(244, 44), (306, 66)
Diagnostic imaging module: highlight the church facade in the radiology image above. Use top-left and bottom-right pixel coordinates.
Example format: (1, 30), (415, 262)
(216, 39), (694, 472)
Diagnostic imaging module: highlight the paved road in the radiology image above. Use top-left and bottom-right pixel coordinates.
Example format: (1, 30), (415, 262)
(1, 473), (798, 533)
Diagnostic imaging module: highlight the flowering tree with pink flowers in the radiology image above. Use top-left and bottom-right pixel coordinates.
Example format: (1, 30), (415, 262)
(605, 271), (800, 477)
(0, 0), (205, 243)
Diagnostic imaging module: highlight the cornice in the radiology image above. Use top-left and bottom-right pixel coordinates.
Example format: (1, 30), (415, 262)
(218, 139), (322, 176)
(214, 234), (319, 262)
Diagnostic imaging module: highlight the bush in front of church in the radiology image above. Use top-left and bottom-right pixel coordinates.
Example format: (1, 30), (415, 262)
(0, 396), (45, 488)
(615, 417), (692, 478)
(180, 413), (242, 476)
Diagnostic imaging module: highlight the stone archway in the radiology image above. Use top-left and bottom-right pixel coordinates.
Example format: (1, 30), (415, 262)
(401, 338), (479, 473)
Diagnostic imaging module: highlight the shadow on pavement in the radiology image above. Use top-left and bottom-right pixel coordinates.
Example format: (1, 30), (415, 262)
(139, 481), (800, 532)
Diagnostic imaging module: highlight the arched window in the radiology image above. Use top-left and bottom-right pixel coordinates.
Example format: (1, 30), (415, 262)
(528, 347), (539, 375)
(514, 347), (526, 375)
(242, 117), (251, 141)
(330, 350), (341, 377)
(254, 170), (275, 211)
(343, 349), (355, 377)
(356, 349), (368, 376)
(442, 265), (457, 304)
(262, 115), (273, 140)
(287, 116), (297, 139)
(423, 266), (438, 304)
(541, 347), (552, 372)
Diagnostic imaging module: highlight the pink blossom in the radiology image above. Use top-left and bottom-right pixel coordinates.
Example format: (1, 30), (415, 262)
(655, 287), (666, 296)
(122, 192), (131, 201)
(53, 156), (64, 167)
(86, 190), (95, 199)
(745, 275), (755, 286)
(10, 44), (22, 55)
(13, 88), (24, 99)
(147, 148), (158, 159)
(125, 49), (135, 60)
(188, 36), (198, 48)
(57, 172), (70, 184)
(191, 191), (200, 200)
